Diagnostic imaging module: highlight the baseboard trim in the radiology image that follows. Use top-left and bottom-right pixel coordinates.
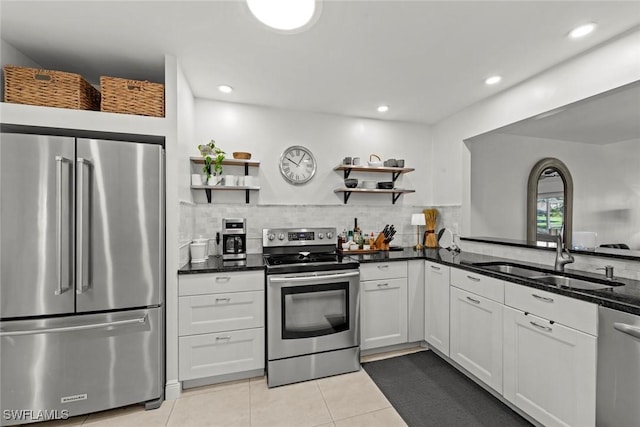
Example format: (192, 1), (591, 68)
(164, 380), (182, 400)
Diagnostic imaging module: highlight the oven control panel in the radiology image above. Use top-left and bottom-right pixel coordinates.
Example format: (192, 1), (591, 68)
(263, 227), (337, 247)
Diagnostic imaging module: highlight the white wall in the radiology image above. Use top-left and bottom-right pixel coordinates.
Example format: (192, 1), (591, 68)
(431, 29), (640, 236)
(468, 134), (640, 249)
(0, 39), (42, 100)
(193, 99), (431, 206)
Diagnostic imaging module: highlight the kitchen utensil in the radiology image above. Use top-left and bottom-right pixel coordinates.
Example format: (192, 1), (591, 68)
(368, 154), (383, 167)
(377, 181), (394, 189)
(232, 151), (252, 159)
(344, 178), (358, 188)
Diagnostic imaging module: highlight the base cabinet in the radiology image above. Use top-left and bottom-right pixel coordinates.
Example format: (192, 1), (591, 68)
(503, 306), (596, 427)
(449, 286), (503, 393)
(360, 262), (408, 350)
(178, 271), (265, 382)
(424, 261), (450, 355)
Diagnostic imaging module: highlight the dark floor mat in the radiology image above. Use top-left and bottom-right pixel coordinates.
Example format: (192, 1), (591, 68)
(363, 350), (532, 427)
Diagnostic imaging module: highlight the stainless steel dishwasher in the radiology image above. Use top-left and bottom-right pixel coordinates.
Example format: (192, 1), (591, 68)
(596, 306), (640, 427)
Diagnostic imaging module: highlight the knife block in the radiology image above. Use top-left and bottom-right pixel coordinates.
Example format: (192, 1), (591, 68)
(373, 232), (388, 250)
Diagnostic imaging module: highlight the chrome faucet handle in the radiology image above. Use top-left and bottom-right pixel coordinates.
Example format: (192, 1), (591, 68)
(596, 265), (615, 280)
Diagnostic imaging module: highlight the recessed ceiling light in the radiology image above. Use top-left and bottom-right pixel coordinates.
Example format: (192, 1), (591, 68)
(218, 85), (233, 94)
(569, 23), (597, 39)
(247, 0), (320, 32)
(485, 75), (502, 85)
(377, 105), (389, 113)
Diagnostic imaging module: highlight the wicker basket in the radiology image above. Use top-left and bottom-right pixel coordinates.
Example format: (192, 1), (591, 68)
(3, 65), (101, 111)
(100, 76), (164, 117)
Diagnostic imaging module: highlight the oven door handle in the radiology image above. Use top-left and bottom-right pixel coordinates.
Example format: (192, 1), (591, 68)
(269, 271), (359, 283)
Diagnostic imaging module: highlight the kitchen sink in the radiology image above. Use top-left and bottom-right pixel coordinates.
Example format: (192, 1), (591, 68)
(472, 261), (624, 291)
(471, 262), (546, 278)
(528, 275), (620, 291)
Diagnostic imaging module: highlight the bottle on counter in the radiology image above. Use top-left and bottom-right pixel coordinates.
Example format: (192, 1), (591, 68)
(353, 218), (361, 243)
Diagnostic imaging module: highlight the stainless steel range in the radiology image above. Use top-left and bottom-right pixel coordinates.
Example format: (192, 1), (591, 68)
(263, 227), (360, 388)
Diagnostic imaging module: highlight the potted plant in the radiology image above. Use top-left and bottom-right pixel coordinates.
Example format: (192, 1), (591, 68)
(198, 139), (225, 185)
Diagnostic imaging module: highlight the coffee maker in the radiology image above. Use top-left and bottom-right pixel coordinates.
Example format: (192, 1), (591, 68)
(222, 218), (247, 260)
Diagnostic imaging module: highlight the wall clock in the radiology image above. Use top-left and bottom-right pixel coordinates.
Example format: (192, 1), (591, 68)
(279, 145), (317, 185)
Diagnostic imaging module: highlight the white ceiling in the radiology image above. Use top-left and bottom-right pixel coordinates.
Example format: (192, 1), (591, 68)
(1, 0), (640, 125)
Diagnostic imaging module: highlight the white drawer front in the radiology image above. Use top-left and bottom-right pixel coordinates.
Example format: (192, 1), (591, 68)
(179, 270), (264, 296)
(505, 282), (597, 336)
(179, 291), (264, 336)
(179, 328), (265, 381)
(451, 267), (504, 303)
(360, 261), (407, 281)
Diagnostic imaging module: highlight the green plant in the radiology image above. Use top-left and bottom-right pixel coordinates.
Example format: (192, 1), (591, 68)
(198, 139), (225, 182)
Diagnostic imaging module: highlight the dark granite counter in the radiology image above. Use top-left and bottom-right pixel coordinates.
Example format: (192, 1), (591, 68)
(177, 248), (640, 315)
(348, 247), (640, 316)
(178, 254), (266, 274)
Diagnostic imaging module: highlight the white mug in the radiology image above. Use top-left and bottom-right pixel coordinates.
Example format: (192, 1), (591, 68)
(236, 176), (245, 186)
(191, 174), (202, 186)
(224, 175), (236, 186)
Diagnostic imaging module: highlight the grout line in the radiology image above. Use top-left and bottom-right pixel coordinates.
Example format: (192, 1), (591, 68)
(165, 399), (176, 427)
(314, 379), (335, 423)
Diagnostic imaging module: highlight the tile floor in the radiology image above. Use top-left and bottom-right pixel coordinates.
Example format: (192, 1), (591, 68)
(33, 348), (424, 427)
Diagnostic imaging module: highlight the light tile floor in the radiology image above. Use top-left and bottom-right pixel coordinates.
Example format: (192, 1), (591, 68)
(33, 348), (423, 427)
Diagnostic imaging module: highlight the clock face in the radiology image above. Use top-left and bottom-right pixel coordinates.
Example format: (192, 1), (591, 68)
(279, 146), (317, 185)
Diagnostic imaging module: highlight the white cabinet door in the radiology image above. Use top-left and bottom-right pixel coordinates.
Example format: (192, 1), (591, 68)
(407, 260), (425, 342)
(361, 277), (408, 350)
(503, 306), (596, 427)
(424, 261), (450, 355)
(450, 286), (503, 393)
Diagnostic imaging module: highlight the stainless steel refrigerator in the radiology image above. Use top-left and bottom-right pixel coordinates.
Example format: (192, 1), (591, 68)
(0, 133), (164, 426)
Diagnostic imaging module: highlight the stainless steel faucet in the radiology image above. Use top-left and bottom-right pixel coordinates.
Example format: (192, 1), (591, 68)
(554, 227), (575, 271)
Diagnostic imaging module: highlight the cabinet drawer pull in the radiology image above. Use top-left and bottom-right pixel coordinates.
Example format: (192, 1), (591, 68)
(215, 276), (231, 282)
(532, 294), (554, 303)
(466, 275), (481, 282)
(466, 296), (481, 304)
(377, 283), (389, 287)
(215, 297), (231, 303)
(216, 335), (232, 341)
(430, 265), (441, 271)
(377, 265), (390, 270)
(530, 321), (552, 332)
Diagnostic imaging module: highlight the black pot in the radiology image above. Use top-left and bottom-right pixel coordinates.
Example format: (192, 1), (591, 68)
(377, 181), (394, 189)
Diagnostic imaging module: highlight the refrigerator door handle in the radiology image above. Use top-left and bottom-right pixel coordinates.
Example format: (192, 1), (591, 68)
(0, 315), (147, 337)
(76, 157), (92, 294)
(55, 155), (72, 295)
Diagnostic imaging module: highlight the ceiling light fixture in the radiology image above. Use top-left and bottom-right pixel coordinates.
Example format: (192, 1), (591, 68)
(377, 105), (389, 113)
(246, 0), (321, 32)
(569, 23), (597, 39)
(485, 75), (502, 85)
(218, 85), (233, 94)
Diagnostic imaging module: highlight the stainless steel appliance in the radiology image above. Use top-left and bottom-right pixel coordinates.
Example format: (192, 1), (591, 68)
(222, 218), (247, 260)
(0, 133), (164, 426)
(263, 227), (360, 387)
(596, 306), (640, 427)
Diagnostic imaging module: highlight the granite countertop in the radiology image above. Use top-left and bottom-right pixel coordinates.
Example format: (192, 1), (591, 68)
(348, 247), (640, 316)
(178, 254), (266, 274)
(178, 248), (640, 315)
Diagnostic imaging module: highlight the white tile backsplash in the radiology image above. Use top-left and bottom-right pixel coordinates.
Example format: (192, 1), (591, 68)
(179, 203), (462, 256)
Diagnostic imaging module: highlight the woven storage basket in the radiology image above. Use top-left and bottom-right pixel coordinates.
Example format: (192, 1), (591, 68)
(3, 65), (101, 110)
(100, 76), (165, 117)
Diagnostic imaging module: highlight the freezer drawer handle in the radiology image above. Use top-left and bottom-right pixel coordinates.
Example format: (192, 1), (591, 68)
(55, 155), (73, 295)
(613, 322), (640, 340)
(0, 315), (147, 337)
